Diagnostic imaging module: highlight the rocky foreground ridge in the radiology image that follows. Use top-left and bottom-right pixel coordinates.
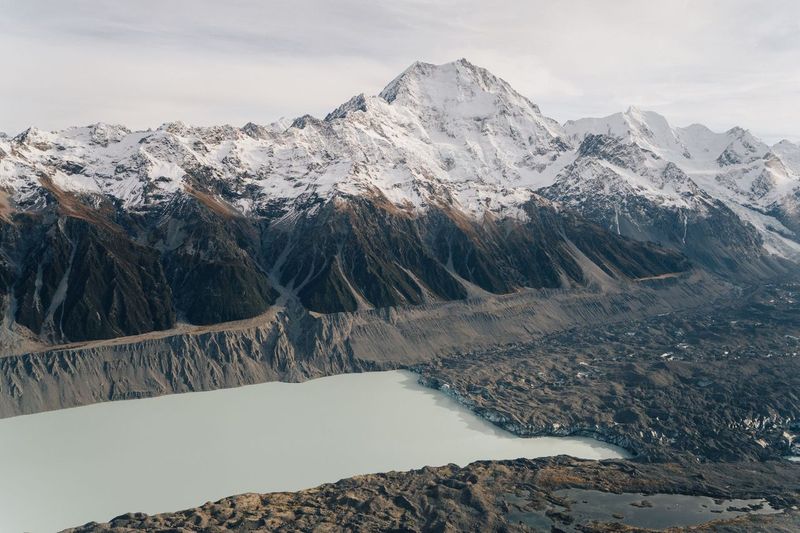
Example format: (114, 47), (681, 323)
(67, 458), (800, 532)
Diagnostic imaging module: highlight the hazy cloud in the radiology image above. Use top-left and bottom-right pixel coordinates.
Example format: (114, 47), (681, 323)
(1, 0), (798, 143)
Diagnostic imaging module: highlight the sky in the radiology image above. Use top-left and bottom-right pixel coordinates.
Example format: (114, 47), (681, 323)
(1, 0), (798, 143)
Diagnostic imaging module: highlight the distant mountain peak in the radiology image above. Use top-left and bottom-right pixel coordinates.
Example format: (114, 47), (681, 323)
(289, 114), (324, 130)
(775, 139), (799, 148)
(157, 121), (190, 135)
(61, 123), (132, 146)
(624, 105), (645, 117)
(726, 125), (749, 137)
(324, 93), (368, 122)
(566, 107), (690, 159)
(12, 126), (42, 143)
(622, 106), (669, 126)
(378, 58), (537, 112)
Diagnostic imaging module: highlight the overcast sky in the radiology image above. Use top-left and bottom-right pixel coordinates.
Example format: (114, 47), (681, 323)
(1, 0), (798, 143)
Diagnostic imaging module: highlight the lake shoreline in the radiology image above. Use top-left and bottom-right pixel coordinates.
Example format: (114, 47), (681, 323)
(63, 456), (800, 533)
(0, 370), (624, 532)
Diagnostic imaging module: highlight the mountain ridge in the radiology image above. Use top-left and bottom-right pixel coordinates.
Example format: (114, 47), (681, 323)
(0, 58), (798, 348)
(2, 59), (797, 221)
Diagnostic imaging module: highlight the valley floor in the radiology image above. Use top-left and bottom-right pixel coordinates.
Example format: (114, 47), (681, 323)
(412, 280), (800, 462)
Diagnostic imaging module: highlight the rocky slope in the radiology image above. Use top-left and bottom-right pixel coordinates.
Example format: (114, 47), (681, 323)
(0, 272), (725, 418)
(0, 184), (688, 348)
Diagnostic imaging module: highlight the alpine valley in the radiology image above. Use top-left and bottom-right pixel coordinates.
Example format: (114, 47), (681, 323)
(2, 59), (800, 532)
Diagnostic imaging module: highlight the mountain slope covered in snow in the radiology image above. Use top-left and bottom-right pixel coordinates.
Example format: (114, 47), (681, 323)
(559, 107), (800, 261)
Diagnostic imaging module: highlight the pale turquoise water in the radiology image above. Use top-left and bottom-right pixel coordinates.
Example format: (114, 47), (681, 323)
(0, 370), (625, 532)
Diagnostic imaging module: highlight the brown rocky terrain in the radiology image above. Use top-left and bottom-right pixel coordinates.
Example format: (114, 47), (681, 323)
(65, 458), (800, 532)
(412, 280), (800, 462)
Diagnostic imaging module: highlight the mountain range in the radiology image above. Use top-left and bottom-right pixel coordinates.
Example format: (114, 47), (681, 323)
(1, 58), (798, 349)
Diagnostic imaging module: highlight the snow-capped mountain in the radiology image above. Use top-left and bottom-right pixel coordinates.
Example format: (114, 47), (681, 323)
(558, 106), (800, 260)
(0, 60), (569, 219)
(564, 106), (800, 211)
(3, 59), (796, 251)
(0, 59), (796, 348)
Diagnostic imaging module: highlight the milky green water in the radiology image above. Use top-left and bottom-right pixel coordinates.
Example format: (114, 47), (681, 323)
(0, 370), (625, 532)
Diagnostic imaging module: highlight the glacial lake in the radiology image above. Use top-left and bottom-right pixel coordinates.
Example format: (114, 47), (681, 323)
(0, 370), (625, 532)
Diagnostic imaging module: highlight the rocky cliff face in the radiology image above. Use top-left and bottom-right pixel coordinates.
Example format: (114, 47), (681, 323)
(152, 196), (279, 325)
(3, 205), (175, 345)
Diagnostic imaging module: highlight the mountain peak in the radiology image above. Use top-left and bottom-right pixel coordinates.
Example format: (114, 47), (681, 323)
(566, 107), (689, 158)
(624, 105), (644, 116)
(380, 59), (477, 98)
(157, 121), (190, 135)
(324, 93), (368, 122)
(726, 126), (748, 136)
(61, 123), (131, 146)
(723, 126), (765, 146)
(772, 138), (800, 175)
(775, 139), (799, 148)
(12, 126), (42, 143)
(378, 58), (537, 111)
(372, 58), (565, 142)
(622, 106), (670, 130)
